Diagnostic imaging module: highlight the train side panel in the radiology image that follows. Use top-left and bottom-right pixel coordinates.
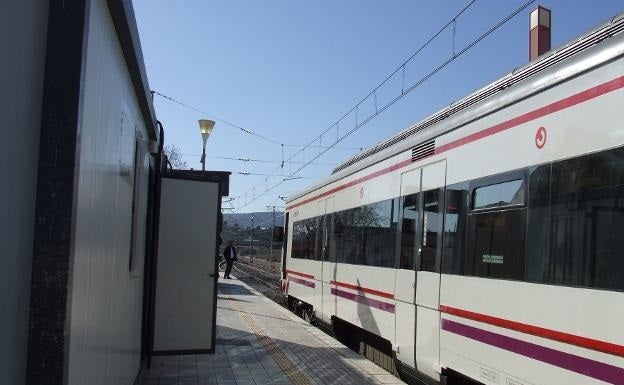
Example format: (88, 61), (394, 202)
(283, 26), (624, 385)
(437, 48), (624, 385)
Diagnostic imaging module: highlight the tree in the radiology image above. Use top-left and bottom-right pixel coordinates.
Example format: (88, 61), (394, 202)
(163, 144), (188, 169)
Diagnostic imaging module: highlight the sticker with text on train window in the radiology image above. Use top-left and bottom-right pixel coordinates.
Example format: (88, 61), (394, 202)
(482, 254), (504, 264)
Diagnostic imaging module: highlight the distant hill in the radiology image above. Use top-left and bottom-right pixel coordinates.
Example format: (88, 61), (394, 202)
(224, 211), (284, 228)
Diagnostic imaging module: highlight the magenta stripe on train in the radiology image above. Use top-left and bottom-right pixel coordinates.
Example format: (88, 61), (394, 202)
(289, 276), (315, 288)
(331, 288), (395, 313)
(442, 319), (624, 385)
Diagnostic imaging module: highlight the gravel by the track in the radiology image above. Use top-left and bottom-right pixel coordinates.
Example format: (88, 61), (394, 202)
(231, 259), (284, 304)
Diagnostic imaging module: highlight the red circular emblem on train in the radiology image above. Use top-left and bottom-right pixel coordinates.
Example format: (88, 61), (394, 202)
(535, 126), (547, 149)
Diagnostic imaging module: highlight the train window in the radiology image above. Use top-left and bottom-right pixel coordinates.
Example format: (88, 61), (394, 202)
(545, 147), (624, 291)
(331, 211), (346, 263)
(282, 212), (290, 278)
(323, 214), (336, 262)
(466, 208), (526, 280)
(316, 215), (326, 261)
(442, 182), (469, 275)
(361, 199), (398, 267)
(525, 165), (551, 282)
(399, 193), (419, 269)
(291, 218), (318, 260)
(420, 188), (444, 272)
(473, 179), (524, 210)
(444, 147), (624, 291)
(329, 199), (398, 267)
(341, 208), (362, 265)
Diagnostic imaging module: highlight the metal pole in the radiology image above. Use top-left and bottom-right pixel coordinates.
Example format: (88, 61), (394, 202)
(250, 215), (254, 263)
(269, 206), (276, 269)
(201, 145), (206, 171)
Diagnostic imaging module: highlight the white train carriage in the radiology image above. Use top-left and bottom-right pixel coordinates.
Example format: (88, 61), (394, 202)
(280, 13), (624, 385)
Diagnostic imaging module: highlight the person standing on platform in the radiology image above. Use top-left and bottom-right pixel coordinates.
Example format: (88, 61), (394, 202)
(223, 240), (237, 279)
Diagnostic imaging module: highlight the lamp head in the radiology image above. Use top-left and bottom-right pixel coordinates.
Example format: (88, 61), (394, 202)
(198, 119), (215, 144)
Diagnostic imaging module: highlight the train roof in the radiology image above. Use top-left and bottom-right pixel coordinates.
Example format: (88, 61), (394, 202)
(288, 11), (624, 206)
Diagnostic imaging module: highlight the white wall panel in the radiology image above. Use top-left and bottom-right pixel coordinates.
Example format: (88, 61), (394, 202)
(153, 178), (218, 352)
(0, 1), (48, 385)
(66, 0), (150, 383)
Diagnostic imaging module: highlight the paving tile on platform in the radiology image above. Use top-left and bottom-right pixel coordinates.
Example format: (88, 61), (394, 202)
(139, 274), (405, 385)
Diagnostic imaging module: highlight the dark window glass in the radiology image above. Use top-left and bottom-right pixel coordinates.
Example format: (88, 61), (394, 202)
(317, 215), (331, 261)
(466, 208), (526, 280)
(526, 165), (551, 282)
(400, 193), (419, 269)
(473, 179), (524, 210)
(361, 199), (398, 267)
(546, 147), (624, 291)
(331, 211), (345, 263)
(420, 188), (444, 272)
(291, 218), (318, 259)
(341, 208), (362, 265)
(442, 182), (469, 274)
(282, 212), (290, 278)
(329, 199), (398, 267)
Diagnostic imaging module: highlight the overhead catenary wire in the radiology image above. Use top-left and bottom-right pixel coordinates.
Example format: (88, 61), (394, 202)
(282, 144), (363, 150)
(234, 0), (537, 212)
(230, 213), (285, 232)
(234, 0), (481, 210)
(152, 90), (284, 146)
(181, 153), (337, 166)
(153, 91), (365, 151)
(232, 171), (323, 178)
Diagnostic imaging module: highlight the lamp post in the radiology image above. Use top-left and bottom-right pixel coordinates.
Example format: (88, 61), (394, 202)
(198, 119), (215, 171)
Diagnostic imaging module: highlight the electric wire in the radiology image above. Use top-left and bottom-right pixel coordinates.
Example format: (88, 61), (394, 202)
(230, 213), (285, 232)
(232, 172), (323, 178)
(234, 0), (481, 210)
(181, 153), (337, 166)
(234, 0), (537, 212)
(153, 91), (364, 151)
(152, 91), (284, 145)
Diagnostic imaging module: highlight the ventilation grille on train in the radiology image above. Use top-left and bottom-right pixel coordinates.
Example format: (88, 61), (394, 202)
(411, 140), (435, 162)
(330, 13), (624, 175)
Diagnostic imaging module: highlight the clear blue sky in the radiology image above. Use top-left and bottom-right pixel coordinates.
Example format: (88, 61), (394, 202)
(133, 0), (623, 213)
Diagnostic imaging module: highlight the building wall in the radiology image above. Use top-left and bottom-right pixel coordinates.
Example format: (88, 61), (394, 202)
(0, 1), (48, 384)
(65, 0), (150, 383)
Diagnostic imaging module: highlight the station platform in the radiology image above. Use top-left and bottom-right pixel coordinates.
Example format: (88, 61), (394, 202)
(139, 274), (406, 385)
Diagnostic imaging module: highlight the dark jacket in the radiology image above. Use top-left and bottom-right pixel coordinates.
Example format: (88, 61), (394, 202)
(223, 245), (237, 261)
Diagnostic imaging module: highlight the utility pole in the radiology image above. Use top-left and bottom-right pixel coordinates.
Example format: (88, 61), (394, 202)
(267, 206), (277, 269)
(250, 215), (254, 263)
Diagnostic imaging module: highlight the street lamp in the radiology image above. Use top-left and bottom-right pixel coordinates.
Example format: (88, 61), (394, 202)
(198, 119), (215, 171)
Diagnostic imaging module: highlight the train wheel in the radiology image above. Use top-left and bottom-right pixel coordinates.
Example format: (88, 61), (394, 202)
(288, 296), (297, 313)
(303, 308), (315, 324)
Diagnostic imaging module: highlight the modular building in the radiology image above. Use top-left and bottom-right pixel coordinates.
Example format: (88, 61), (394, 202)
(0, 1), (228, 384)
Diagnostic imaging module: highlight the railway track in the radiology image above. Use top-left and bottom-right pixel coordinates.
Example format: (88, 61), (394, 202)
(232, 259), (283, 303)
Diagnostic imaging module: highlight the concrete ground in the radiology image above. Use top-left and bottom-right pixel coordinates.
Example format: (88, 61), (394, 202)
(139, 275), (406, 385)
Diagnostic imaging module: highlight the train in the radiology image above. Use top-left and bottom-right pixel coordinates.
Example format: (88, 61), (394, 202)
(279, 12), (624, 385)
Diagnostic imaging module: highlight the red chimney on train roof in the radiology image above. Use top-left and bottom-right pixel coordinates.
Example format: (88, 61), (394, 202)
(530, 6), (551, 61)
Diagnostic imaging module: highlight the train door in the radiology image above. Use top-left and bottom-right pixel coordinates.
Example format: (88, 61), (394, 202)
(281, 212), (289, 280)
(319, 197), (335, 323)
(394, 168), (421, 369)
(414, 160), (446, 380)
